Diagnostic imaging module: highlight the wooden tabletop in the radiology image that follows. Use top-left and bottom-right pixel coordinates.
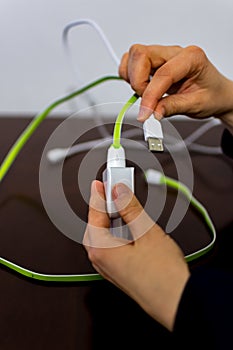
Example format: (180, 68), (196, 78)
(0, 115), (232, 349)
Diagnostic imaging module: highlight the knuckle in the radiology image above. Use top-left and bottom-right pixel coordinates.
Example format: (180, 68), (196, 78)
(131, 81), (147, 96)
(173, 44), (182, 49)
(185, 45), (207, 62)
(118, 52), (128, 77)
(129, 43), (147, 57)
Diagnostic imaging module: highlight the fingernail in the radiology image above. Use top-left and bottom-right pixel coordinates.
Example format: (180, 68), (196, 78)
(153, 111), (163, 120)
(112, 183), (129, 199)
(155, 106), (165, 119)
(138, 106), (152, 122)
(91, 180), (97, 195)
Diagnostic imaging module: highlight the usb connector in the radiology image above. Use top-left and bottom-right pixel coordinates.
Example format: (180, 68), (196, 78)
(147, 137), (164, 152)
(143, 116), (164, 152)
(102, 145), (134, 239)
(103, 145), (134, 219)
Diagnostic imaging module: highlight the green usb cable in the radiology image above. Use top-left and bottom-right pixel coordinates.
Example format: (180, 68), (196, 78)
(0, 75), (122, 183)
(0, 77), (216, 282)
(145, 169), (216, 262)
(112, 92), (139, 148)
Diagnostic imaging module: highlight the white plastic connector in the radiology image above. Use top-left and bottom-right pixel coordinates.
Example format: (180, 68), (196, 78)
(46, 148), (69, 164)
(103, 145), (134, 219)
(143, 116), (164, 152)
(106, 145), (126, 168)
(145, 169), (163, 185)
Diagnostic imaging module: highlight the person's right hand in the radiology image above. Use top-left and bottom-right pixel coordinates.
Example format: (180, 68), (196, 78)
(83, 180), (190, 332)
(119, 44), (233, 131)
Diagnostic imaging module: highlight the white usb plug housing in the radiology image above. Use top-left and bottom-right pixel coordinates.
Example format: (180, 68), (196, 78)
(102, 145), (134, 219)
(143, 115), (164, 152)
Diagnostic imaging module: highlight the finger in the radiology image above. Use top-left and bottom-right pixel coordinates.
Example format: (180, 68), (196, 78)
(127, 44), (182, 98)
(83, 180), (128, 249)
(118, 52), (130, 82)
(127, 44), (152, 96)
(138, 45), (205, 121)
(83, 223), (127, 249)
(155, 90), (205, 118)
(112, 183), (155, 240)
(88, 180), (109, 228)
(83, 180), (109, 249)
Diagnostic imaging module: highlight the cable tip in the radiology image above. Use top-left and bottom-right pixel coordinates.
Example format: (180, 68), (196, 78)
(46, 148), (69, 164)
(145, 169), (163, 185)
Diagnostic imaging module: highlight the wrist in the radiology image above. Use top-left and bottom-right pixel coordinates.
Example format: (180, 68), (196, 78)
(220, 112), (233, 135)
(216, 78), (233, 135)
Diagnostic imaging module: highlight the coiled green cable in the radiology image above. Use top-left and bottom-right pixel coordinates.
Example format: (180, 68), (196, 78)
(0, 256), (103, 282)
(148, 172), (216, 262)
(0, 75), (125, 282)
(164, 175), (216, 262)
(0, 75), (122, 183)
(0, 76), (216, 282)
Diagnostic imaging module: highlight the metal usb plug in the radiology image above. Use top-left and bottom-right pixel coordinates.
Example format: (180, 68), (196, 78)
(143, 116), (164, 152)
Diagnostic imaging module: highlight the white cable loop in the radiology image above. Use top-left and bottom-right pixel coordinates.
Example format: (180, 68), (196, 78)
(62, 18), (120, 83)
(62, 18), (121, 139)
(61, 17), (224, 158)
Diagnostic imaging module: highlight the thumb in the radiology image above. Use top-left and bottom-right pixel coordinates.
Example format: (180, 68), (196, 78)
(88, 180), (110, 228)
(112, 183), (154, 240)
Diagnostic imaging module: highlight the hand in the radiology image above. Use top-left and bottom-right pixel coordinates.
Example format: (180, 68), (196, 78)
(119, 44), (233, 131)
(83, 180), (190, 331)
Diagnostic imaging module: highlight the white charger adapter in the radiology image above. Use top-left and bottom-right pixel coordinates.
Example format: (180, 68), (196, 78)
(102, 145), (134, 238)
(102, 145), (134, 219)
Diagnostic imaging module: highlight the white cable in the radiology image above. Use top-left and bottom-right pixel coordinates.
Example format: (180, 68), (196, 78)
(62, 18), (120, 83)
(62, 18), (121, 139)
(62, 18), (223, 156)
(47, 116), (223, 163)
(187, 144), (222, 155)
(46, 128), (143, 164)
(164, 118), (222, 153)
(182, 118), (221, 146)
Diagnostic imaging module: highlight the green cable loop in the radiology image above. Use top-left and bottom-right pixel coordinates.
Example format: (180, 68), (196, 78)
(0, 256), (103, 282)
(112, 93), (139, 148)
(159, 175), (216, 262)
(0, 75), (216, 282)
(0, 75), (123, 282)
(0, 75), (122, 183)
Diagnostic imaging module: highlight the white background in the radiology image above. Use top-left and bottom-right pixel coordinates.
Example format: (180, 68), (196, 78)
(1, 0), (233, 116)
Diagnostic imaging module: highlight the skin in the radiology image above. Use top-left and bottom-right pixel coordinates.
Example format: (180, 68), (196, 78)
(83, 181), (190, 331)
(83, 44), (233, 332)
(119, 44), (233, 132)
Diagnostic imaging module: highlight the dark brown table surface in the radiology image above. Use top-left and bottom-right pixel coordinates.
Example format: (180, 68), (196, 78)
(0, 115), (232, 349)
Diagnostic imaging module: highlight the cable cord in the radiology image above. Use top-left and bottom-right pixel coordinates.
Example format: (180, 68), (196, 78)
(48, 117), (222, 162)
(0, 80), (216, 281)
(62, 18), (120, 78)
(0, 171), (216, 282)
(112, 93), (139, 148)
(145, 169), (216, 262)
(62, 18), (120, 139)
(62, 17), (222, 156)
(161, 175), (216, 261)
(0, 84), (138, 282)
(0, 75), (121, 183)
(165, 118), (222, 154)
(0, 77), (138, 282)
(47, 128), (142, 164)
